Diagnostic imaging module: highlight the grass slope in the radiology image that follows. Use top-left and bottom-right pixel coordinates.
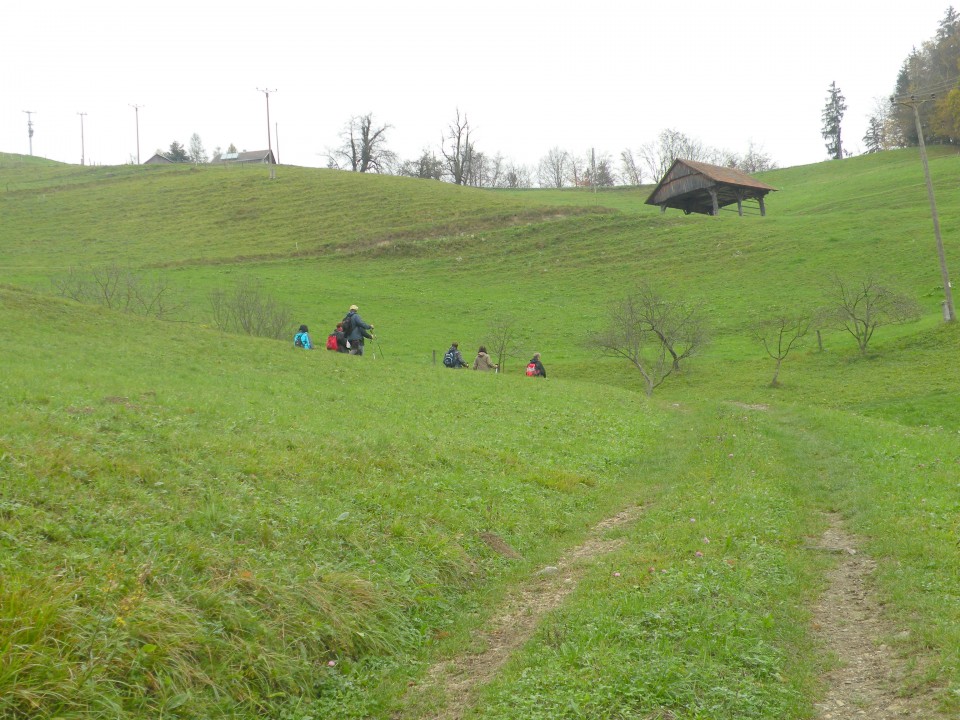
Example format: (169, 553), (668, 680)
(2, 149), (960, 718)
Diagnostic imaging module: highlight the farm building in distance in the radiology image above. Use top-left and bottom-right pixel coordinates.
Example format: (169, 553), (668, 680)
(211, 150), (276, 165)
(645, 159), (777, 216)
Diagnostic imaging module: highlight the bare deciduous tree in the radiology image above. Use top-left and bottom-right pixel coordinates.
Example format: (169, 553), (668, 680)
(536, 147), (569, 188)
(51, 265), (182, 319)
(328, 113), (397, 173)
(593, 286), (707, 395)
(829, 276), (921, 355)
(639, 129), (711, 182)
(754, 310), (811, 386)
(398, 149), (444, 180)
(620, 149), (643, 185)
(441, 109), (474, 185)
(502, 163), (532, 188)
(209, 279), (292, 340)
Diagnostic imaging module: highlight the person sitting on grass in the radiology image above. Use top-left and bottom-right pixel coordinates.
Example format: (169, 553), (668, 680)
(526, 352), (546, 378)
(443, 342), (469, 368)
(294, 324), (312, 349)
(472, 345), (498, 371)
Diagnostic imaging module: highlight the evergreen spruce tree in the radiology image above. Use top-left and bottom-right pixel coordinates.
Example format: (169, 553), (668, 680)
(821, 81), (847, 160)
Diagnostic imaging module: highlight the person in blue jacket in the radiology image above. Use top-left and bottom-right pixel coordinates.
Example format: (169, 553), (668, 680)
(342, 304), (374, 355)
(294, 324), (313, 349)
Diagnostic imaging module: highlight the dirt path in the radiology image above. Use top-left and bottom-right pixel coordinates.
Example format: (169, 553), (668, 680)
(811, 514), (942, 719)
(398, 505), (645, 720)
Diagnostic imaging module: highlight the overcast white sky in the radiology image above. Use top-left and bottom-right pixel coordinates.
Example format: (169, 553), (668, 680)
(2, 1), (955, 175)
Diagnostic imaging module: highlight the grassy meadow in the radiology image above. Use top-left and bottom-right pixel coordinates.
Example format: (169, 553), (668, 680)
(1, 148), (959, 718)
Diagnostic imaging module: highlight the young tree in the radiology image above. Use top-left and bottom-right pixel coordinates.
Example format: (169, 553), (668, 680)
(441, 109), (474, 185)
(485, 315), (520, 372)
(327, 113), (397, 173)
(821, 81), (847, 160)
(754, 310), (811, 387)
(593, 286), (707, 396)
(829, 276), (921, 355)
(227, 142), (238, 153)
(188, 133), (208, 163)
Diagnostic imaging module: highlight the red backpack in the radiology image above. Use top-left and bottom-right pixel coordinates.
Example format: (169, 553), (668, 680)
(326, 334), (338, 351)
(525, 362), (539, 376)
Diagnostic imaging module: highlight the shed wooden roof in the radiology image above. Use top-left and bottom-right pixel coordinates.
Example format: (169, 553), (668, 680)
(645, 159), (777, 216)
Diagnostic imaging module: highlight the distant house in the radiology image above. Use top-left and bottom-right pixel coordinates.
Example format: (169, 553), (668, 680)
(211, 149), (276, 165)
(645, 159), (777, 216)
(143, 153), (173, 165)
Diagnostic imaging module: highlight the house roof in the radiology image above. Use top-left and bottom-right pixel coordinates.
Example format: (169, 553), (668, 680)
(645, 159), (777, 215)
(210, 149), (276, 164)
(143, 152), (173, 164)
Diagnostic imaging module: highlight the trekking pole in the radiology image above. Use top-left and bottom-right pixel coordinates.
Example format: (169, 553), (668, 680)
(375, 336), (385, 359)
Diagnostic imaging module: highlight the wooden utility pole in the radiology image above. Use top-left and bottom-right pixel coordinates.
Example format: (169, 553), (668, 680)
(77, 112), (87, 165)
(895, 94), (956, 322)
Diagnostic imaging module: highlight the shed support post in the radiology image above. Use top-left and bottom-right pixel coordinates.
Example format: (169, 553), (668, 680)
(736, 190), (744, 216)
(660, 204), (666, 214)
(709, 188), (719, 216)
(758, 195), (766, 217)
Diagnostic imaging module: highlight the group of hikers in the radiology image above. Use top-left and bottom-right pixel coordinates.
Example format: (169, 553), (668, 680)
(294, 304), (374, 355)
(293, 304), (547, 377)
(442, 342), (547, 377)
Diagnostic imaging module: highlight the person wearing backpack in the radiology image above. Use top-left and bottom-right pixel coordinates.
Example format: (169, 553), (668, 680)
(294, 324), (313, 349)
(343, 304), (374, 356)
(472, 345), (498, 371)
(326, 323), (348, 352)
(525, 352), (546, 378)
(443, 342), (469, 369)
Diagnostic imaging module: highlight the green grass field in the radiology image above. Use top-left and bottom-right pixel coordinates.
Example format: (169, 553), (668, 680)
(1, 149), (959, 718)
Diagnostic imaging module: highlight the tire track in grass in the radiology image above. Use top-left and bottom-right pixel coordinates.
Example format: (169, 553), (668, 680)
(811, 513), (945, 719)
(399, 504), (646, 720)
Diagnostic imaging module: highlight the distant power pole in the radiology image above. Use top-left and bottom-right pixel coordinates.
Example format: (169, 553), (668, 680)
(129, 104), (143, 164)
(256, 88), (276, 157)
(895, 93), (956, 322)
(22, 111), (36, 155)
(77, 112), (87, 165)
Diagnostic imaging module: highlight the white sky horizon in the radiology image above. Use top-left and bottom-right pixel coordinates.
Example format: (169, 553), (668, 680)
(2, 1), (955, 176)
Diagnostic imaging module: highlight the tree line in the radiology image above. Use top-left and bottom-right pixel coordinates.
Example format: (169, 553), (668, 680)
(153, 111), (776, 186)
(858, 6), (960, 154)
(321, 110), (775, 188)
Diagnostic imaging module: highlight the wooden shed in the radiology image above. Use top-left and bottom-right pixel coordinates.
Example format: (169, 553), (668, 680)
(645, 159), (776, 216)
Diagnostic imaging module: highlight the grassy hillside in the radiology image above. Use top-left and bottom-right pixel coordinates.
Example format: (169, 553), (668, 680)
(2, 150), (959, 718)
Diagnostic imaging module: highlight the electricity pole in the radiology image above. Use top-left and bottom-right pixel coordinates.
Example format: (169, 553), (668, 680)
(895, 93), (956, 322)
(256, 88), (276, 158)
(129, 104), (143, 164)
(77, 112), (87, 165)
(22, 111), (36, 155)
